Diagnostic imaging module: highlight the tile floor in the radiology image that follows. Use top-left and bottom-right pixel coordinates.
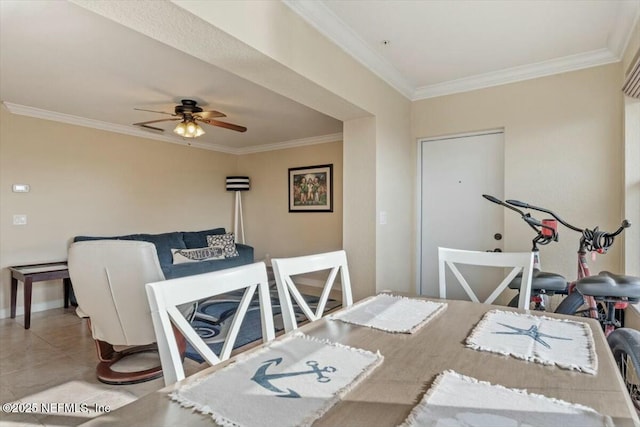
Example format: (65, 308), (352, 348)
(0, 307), (206, 426)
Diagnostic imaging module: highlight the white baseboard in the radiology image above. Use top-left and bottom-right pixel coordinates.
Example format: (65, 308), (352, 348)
(0, 299), (65, 320)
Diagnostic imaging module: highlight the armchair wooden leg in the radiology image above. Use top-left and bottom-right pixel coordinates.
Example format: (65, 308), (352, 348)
(95, 339), (116, 363)
(87, 319), (163, 385)
(85, 319), (187, 385)
(95, 343), (163, 385)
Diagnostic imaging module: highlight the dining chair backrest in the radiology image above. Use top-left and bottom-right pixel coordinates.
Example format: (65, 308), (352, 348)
(438, 247), (534, 309)
(272, 250), (353, 333)
(146, 262), (275, 386)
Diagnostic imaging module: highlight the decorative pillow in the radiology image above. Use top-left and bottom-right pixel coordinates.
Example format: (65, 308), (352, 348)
(172, 247), (226, 264)
(182, 228), (226, 248)
(206, 233), (239, 258)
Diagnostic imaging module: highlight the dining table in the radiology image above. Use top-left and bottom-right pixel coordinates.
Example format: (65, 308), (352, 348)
(80, 296), (640, 427)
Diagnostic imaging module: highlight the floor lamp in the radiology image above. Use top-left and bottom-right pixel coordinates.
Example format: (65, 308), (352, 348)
(226, 176), (250, 244)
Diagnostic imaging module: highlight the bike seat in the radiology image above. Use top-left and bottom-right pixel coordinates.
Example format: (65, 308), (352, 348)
(575, 271), (640, 300)
(508, 269), (567, 292)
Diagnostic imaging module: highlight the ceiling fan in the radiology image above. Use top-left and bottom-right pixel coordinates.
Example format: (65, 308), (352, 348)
(133, 99), (247, 138)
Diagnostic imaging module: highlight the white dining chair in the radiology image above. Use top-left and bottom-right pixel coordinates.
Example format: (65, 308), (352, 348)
(146, 262), (275, 386)
(438, 247), (534, 309)
(272, 250), (353, 333)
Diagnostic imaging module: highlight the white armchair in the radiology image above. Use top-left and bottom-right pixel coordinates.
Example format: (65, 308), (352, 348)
(68, 240), (186, 384)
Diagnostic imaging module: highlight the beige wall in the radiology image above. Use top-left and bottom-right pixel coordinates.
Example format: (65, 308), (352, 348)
(344, 117), (377, 300)
(0, 108), (236, 316)
(78, 0), (416, 301)
(159, 1), (414, 297)
(237, 141), (343, 262)
(412, 63), (624, 281)
(622, 17), (640, 276)
(6, 2), (633, 314)
(0, 108), (344, 317)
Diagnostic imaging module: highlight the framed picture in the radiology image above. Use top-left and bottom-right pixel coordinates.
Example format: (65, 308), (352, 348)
(288, 164), (333, 212)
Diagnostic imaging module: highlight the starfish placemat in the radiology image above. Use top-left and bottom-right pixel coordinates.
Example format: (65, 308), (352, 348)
(465, 309), (597, 374)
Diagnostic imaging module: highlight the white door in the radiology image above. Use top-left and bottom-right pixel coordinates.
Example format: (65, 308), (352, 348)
(419, 131), (505, 299)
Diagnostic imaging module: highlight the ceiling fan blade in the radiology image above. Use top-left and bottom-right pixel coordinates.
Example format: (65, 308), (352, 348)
(198, 117), (247, 133)
(133, 118), (181, 132)
(134, 107), (176, 116)
(134, 124), (165, 132)
(197, 110), (226, 119)
(133, 118), (181, 126)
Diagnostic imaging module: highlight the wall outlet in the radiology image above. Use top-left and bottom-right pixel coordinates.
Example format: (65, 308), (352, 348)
(13, 214), (27, 225)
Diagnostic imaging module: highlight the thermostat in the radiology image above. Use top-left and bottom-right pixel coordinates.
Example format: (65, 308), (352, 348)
(12, 184), (30, 193)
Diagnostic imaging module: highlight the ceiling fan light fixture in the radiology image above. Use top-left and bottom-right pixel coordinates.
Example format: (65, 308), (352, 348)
(173, 121), (186, 136)
(173, 120), (205, 138)
(135, 100), (243, 136)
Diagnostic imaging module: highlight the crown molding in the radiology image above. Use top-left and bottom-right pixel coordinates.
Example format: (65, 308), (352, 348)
(282, 0), (414, 99)
(2, 102), (244, 154)
(235, 133), (343, 154)
(2, 102), (341, 155)
(284, 0), (636, 101)
(412, 48), (619, 100)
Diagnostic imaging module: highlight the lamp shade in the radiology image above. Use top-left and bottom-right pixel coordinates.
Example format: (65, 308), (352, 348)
(174, 120), (205, 138)
(226, 176), (250, 191)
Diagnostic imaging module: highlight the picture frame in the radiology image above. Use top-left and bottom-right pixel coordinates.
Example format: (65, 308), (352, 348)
(288, 164), (333, 212)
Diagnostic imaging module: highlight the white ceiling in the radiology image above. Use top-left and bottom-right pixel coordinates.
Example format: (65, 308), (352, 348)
(287, 0), (640, 99)
(1, 1), (638, 153)
(0, 1), (343, 153)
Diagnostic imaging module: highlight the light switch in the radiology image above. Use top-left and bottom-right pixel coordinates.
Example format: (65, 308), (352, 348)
(13, 214), (27, 225)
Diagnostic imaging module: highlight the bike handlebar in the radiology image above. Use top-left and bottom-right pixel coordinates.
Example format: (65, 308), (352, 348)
(482, 194), (502, 205)
(482, 194), (528, 217)
(482, 194), (558, 245)
(505, 199), (582, 232)
(504, 198), (631, 253)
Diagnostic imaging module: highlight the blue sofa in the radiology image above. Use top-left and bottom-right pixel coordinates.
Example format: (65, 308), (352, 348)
(73, 227), (254, 280)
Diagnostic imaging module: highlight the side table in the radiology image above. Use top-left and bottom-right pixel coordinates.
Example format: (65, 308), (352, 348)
(9, 261), (72, 329)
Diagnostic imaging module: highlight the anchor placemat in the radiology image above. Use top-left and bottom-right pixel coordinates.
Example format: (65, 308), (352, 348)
(398, 370), (613, 427)
(171, 332), (383, 427)
(465, 309), (597, 374)
(329, 294), (447, 333)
